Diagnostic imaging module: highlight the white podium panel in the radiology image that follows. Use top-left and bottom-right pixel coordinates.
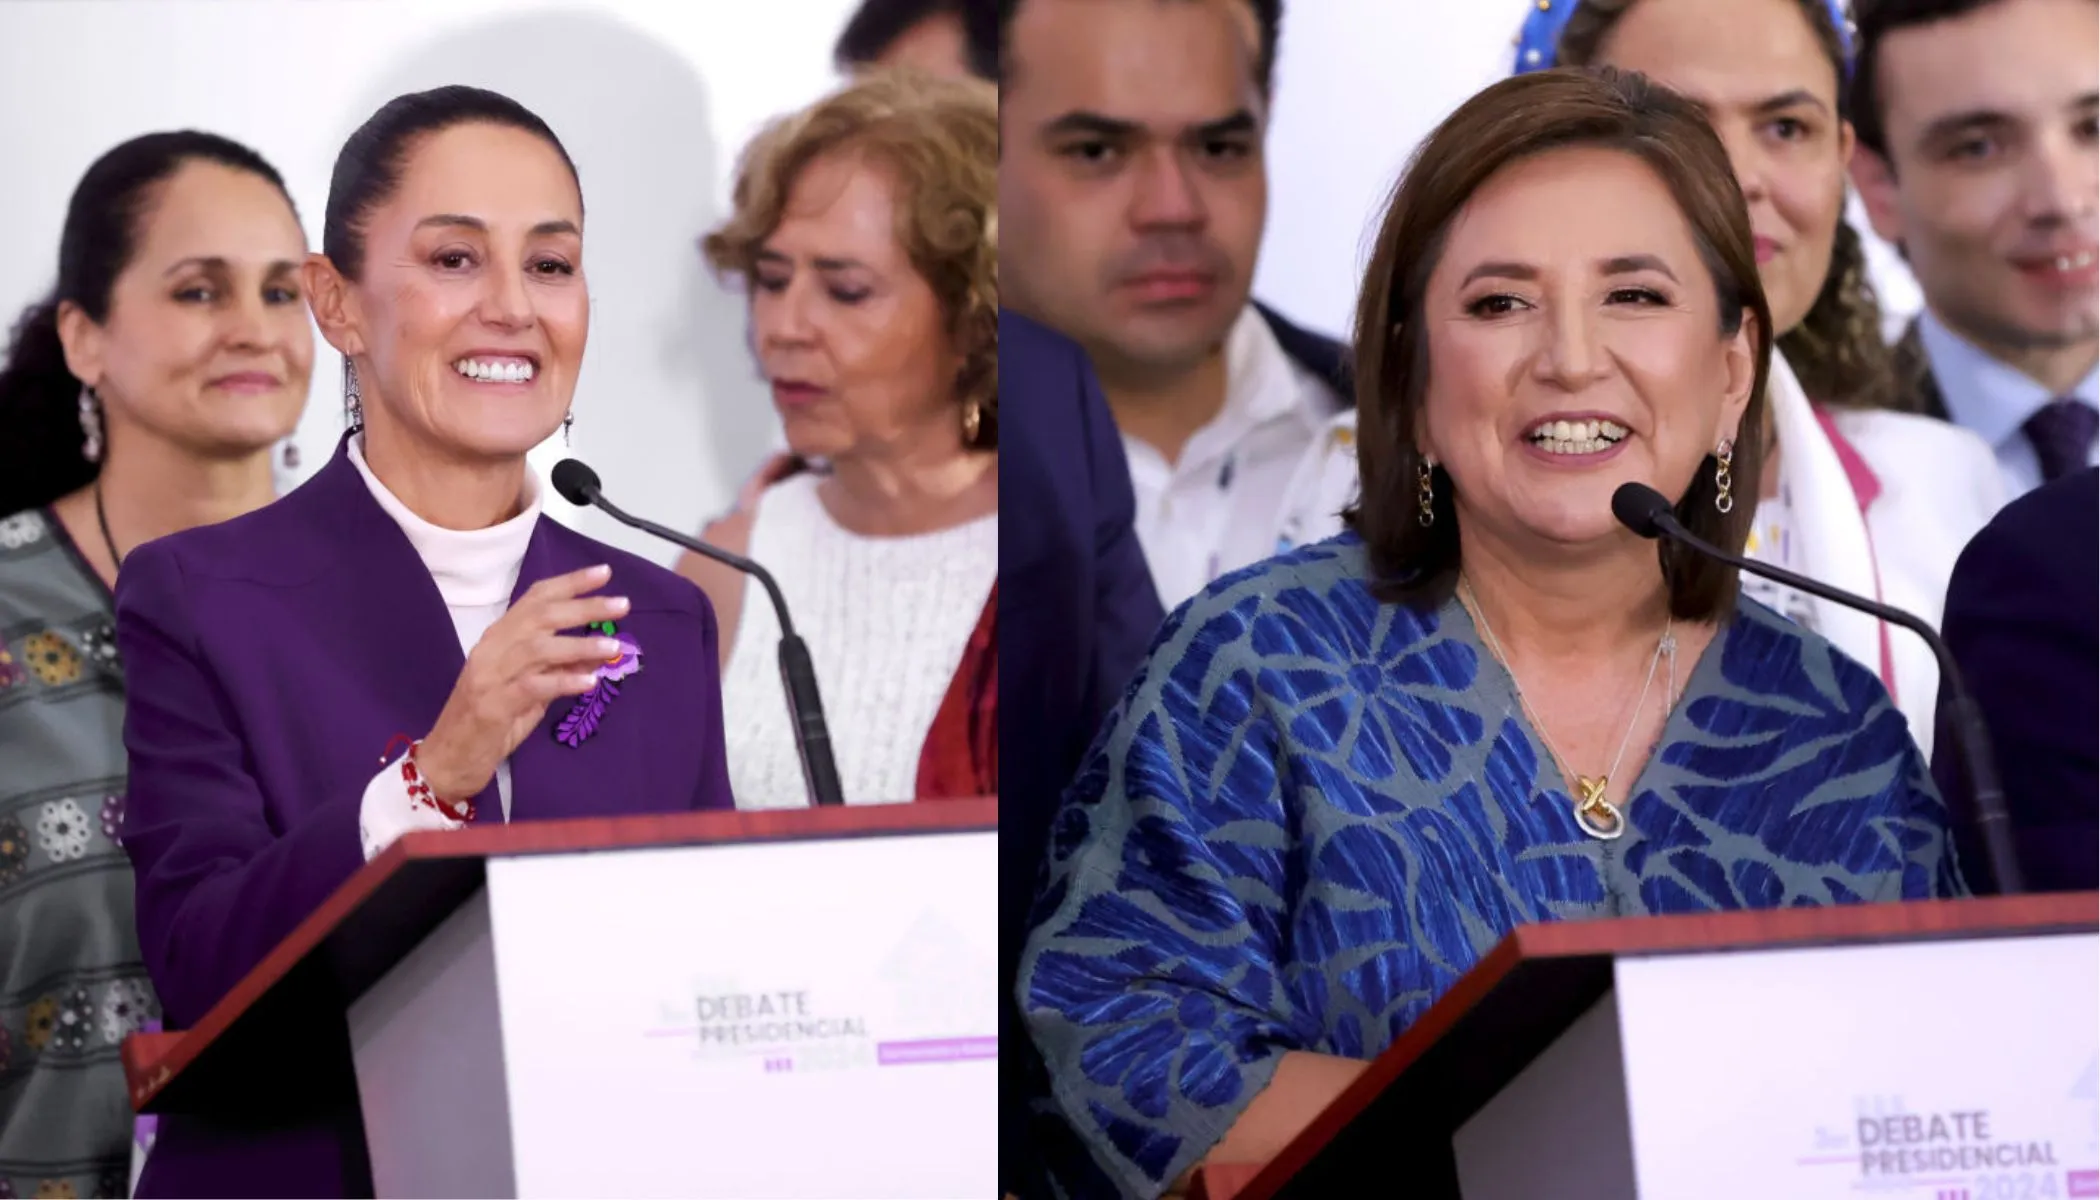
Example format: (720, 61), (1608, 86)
(1620, 932), (2097, 1200)
(1455, 932), (2099, 1200)
(350, 828), (997, 1199)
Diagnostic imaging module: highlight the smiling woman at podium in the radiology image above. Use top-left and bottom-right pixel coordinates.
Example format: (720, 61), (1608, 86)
(1015, 68), (1968, 1200)
(113, 86), (734, 1197)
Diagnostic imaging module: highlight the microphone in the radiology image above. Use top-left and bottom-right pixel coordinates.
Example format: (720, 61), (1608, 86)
(551, 459), (845, 809)
(1611, 481), (2024, 895)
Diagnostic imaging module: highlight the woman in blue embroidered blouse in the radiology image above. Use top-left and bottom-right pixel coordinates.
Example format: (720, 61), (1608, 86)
(1016, 67), (1967, 1199)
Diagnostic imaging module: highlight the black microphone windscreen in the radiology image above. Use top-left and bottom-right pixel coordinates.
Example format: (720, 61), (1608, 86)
(551, 459), (602, 506)
(1611, 482), (1674, 538)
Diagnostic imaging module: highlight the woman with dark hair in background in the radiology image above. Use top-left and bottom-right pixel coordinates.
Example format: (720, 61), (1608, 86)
(1527, 0), (2007, 757)
(1018, 67), (1963, 1199)
(0, 131), (311, 1199)
(117, 86), (733, 1196)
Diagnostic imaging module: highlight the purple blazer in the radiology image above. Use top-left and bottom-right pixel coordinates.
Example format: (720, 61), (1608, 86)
(115, 437), (734, 1197)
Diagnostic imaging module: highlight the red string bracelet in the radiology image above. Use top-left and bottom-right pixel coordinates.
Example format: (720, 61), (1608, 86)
(380, 734), (475, 824)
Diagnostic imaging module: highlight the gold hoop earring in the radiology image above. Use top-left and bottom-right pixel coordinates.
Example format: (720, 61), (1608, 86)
(1714, 438), (1735, 514)
(962, 399), (982, 445)
(1417, 458), (1437, 527)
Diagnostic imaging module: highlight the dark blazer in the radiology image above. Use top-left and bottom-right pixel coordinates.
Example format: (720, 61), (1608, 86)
(1892, 317), (1954, 420)
(116, 436), (734, 1196)
(1932, 465), (2098, 893)
(1254, 299), (1354, 404)
(998, 309), (1164, 1197)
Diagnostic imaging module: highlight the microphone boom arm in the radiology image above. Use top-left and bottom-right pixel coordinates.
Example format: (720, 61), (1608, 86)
(571, 478), (846, 810)
(1647, 506), (2022, 895)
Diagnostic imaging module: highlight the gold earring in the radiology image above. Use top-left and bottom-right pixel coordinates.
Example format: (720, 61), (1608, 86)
(1417, 458), (1437, 527)
(962, 399), (982, 445)
(1714, 438), (1735, 514)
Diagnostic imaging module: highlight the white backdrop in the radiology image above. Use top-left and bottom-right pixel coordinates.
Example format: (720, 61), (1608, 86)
(0, 0), (866, 565)
(1252, 1), (1923, 344)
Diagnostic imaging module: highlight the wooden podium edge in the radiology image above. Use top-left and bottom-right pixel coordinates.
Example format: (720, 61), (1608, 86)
(1205, 891), (2098, 1200)
(125, 799), (996, 1113)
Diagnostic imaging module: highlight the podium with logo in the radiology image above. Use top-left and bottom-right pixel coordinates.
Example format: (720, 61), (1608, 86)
(1189, 893), (2099, 1200)
(123, 801), (998, 1198)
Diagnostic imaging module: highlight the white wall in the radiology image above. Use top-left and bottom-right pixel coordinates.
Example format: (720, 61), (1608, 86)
(1252, 0), (1923, 344)
(0, 0), (865, 565)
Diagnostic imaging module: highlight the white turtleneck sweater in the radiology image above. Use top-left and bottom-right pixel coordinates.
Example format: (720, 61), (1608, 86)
(349, 436), (541, 859)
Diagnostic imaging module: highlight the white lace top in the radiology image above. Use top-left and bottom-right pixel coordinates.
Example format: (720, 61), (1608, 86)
(721, 473), (997, 809)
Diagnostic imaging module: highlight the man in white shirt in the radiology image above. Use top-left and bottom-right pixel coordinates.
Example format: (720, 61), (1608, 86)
(1850, 0), (2099, 496)
(997, 0), (1353, 610)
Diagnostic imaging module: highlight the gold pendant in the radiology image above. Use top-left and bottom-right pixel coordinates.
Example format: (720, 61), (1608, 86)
(1573, 776), (1626, 841)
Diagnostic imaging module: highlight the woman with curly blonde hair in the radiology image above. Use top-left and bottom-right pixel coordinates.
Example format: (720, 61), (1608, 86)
(677, 69), (999, 808)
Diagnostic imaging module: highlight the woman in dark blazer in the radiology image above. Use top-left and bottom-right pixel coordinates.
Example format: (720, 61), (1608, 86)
(115, 85), (734, 1197)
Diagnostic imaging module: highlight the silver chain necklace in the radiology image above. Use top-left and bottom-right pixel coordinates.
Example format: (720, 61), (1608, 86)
(1460, 577), (1676, 840)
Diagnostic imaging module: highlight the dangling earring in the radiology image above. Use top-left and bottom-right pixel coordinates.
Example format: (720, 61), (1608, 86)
(78, 386), (104, 463)
(562, 410), (574, 444)
(1714, 438), (1735, 514)
(282, 441), (301, 471)
(343, 359), (363, 432)
(961, 398), (982, 446)
(1417, 457), (1437, 527)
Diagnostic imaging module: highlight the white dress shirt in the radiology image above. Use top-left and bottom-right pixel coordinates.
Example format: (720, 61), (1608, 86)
(1123, 306), (1349, 610)
(1917, 308), (2099, 498)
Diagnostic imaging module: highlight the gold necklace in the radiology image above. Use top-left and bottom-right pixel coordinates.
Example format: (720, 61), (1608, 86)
(1460, 578), (1675, 841)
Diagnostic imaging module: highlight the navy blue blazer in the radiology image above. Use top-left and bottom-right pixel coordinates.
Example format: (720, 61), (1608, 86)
(998, 309), (1164, 1196)
(1253, 299), (1353, 404)
(1932, 466), (2098, 893)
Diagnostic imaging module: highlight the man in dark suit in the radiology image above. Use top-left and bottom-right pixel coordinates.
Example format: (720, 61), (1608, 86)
(999, 308), (1166, 1198)
(1849, 0), (2097, 498)
(1933, 466), (2099, 893)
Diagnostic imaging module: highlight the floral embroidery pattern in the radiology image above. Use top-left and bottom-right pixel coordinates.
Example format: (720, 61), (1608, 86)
(0, 647), (24, 690)
(76, 623), (119, 671)
(35, 800), (91, 862)
(20, 633), (80, 686)
(0, 818), (27, 885)
(554, 623), (641, 748)
(99, 979), (155, 1046)
(23, 996), (56, 1053)
(49, 988), (91, 1055)
(98, 795), (124, 843)
(1019, 536), (1960, 1196)
(0, 511), (45, 549)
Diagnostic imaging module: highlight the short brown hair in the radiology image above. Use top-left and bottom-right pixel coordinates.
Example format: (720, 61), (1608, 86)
(1555, 0), (1898, 411)
(995, 0), (1286, 95)
(1346, 66), (1772, 621)
(703, 69), (999, 447)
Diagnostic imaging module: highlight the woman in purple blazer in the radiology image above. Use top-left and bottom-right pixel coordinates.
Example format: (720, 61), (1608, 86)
(114, 86), (735, 1197)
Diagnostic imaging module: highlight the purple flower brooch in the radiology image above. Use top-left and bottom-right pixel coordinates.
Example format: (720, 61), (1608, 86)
(554, 620), (641, 747)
